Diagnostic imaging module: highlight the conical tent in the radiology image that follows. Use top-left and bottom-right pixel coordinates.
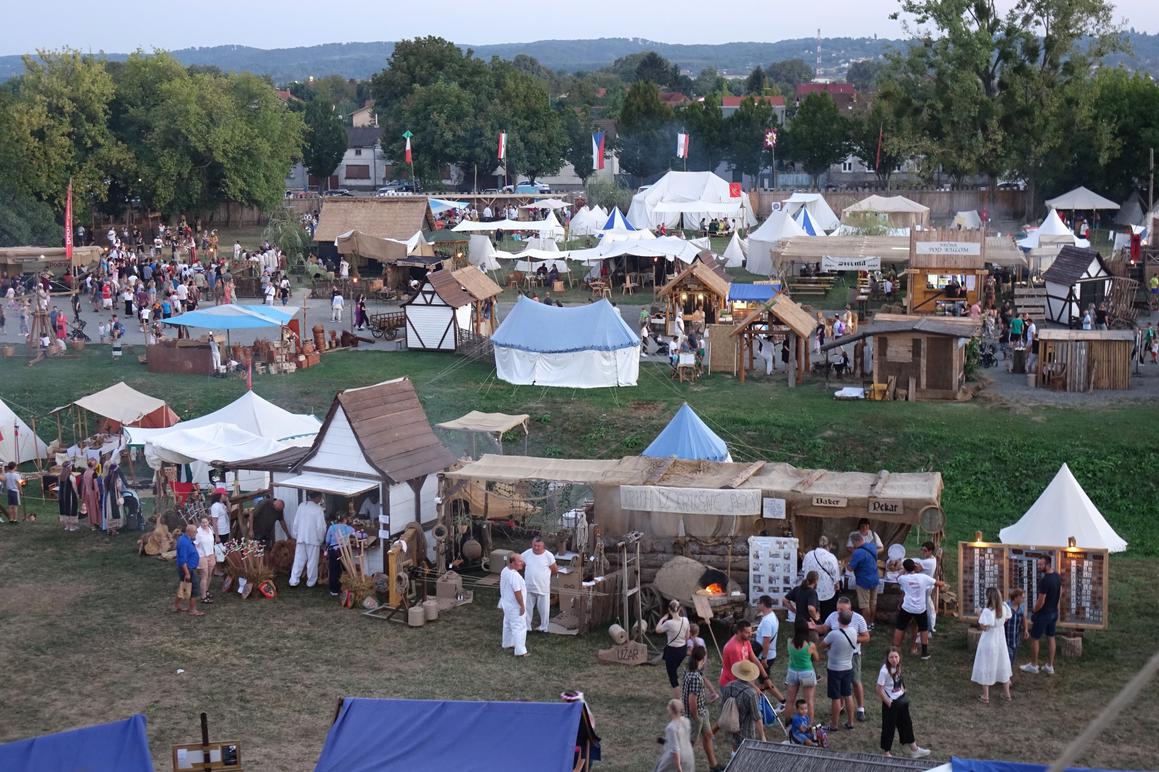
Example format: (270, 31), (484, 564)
(0, 398), (49, 465)
(781, 192), (840, 232)
(747, 211), (808, 275)
(793, 207), (822, 236)
(599, 208), (637, 234)
(467, 235), (504, 271)
(999, 464), (1128, 552)
(721, 231), (748, 268)
(643, 403), (730, 462)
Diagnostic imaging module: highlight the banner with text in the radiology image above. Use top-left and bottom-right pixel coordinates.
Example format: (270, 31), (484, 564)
(915, 241), (982, 256)
(620, 485), (762, 516)
(822, 255), (881, 271)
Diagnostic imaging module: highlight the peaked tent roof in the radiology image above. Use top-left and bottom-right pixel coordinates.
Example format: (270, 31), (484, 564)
(315, 698), (593, 772)
(467, 234), (504, 271)
(747, 211), (809, 275)
(66, 382), (179, 428)
(643, 403), (730, 462)
(844, 194), (930, 216)
(794, 206), (822, 236)
(567, 205), (608, 237)
(1114, 191), (1146, 227)
(144, 423), (290, 471)
(1044, 186), (1120, 211)
(1039, 208), (1076, 237)
(0, 714), (153, 772)
(722, 231), (748, 268)
(953, 210), (983, 230)
(782, 192), (840, 232)
(125, 390), (320, 447)
(627, 170), (757, 230)
(999, 463), (1127, 552)
(493, 297), (639, 353)
(0, 397), (49, 465)
(599, 208), (637, 233)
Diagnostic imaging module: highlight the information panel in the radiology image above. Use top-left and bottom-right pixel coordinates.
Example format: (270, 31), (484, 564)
(1058, 547), (1109, 630)
(748, 536), (799, 609)
(957, 542), (1006, 620)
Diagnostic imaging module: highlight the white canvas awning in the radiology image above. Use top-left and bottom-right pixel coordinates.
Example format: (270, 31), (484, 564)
(437, 412), (530, 436)
(64, 382), (172, 426)
(277, 472), (379, 497)
(1044, 186), (1120, 211)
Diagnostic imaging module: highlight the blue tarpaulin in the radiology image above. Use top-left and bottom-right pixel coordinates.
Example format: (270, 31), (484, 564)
(0, 714), (153, 772)
(643, 402), (730, 462)
(315, 698), (584, 772)
(952, 757), (1142, 772)
(163, 303), (298, 331)
(727, 284), (779, 303)
(493, 297), (639, 353)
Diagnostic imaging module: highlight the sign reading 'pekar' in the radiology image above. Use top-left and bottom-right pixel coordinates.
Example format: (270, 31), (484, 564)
(869, 498), (903, 515)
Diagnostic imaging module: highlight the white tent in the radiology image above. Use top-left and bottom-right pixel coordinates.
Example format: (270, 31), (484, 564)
(843, 194), (930, 228)
(492, 297), (640, 388)
(453, 211), (565, 239)
(519, 198), (570, 210)
(627, 171), (757, 231)
(144, 423), (291, 489)
(746, 211), (808, 275)
(467, 234), (506, 271)
(597, 208), (643, 237)
(1044, 186), (1120, 212)
(999, 463), (1128, 553)
(952, 210), (983, 230)
(721, 231), (748, 268)
(0, 398), (49, 465)
(568, 205), (608, 237)
(571, 235), (702, 265)
(509, 237), (571, 272)
(780, 192), (840, 232)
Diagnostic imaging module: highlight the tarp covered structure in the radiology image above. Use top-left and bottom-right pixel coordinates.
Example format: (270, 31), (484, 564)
(627, 171), (757, 230)
(437, 411), (529, 436)
(746, 211), (808, 275)
(64, 382), (179, 429)
(0, 397), (49, 465)
(780, 192), (840, 232)
(520, 198), (570, 210)
(335, 229), (434, 263)
(643, 403), (731, 462)
(0, 245), (103, 273)
(999, 463), (1128, 552)
(571, 234), (701, 265)
(315, 698), (593, 772)
(144, 423), (290, 479)
(1044, 186), (1120, 211)
(163, 303), (299, 331)
(492, 297), (640, 388)
(125, 391), (320, 447)
(843, 194), (930, 228)
(0, 714), (153, 772)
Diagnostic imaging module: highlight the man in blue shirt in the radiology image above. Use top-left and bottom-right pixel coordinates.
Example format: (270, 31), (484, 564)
(174, 524), (205, 616)
(325, 513), (357, 597)
(848, 533), (879, 629)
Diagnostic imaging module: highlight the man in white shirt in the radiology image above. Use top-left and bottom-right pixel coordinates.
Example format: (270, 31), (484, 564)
(754, 595), (786, 704)
(520, 537), (557, 633)
(915, 541), (938, 634)
(498, 553), (529, 656)
(801, 536), (841, 620)
(330, 288), (344, 322)
(210, 491), (231, 543)
(893, 559), (939, 660)
(818, 595), (871, 722)
(482, 205), (493, 221)
(290, 492), (327, 588)
(233, 241), (241, 260)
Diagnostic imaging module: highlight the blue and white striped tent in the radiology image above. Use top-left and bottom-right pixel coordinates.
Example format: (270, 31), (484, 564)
(598, 208), (637, 234)
(793, 207), (822, 236)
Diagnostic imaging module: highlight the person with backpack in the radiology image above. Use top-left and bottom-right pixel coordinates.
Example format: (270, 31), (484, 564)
(715, 660), (766, 754)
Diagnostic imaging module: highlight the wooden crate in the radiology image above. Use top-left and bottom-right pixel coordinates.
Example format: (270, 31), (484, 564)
(1013, 287), (1047, 318)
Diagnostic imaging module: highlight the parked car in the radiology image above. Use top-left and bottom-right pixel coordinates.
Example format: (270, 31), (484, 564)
(376, 181), (422, 195)
(322, 188), (354, 197)
(509, 182), (551, 194)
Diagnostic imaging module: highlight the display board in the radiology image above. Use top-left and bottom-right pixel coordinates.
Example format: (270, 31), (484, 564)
(748, 536), (798, 608)
(957, 541), (1110, 630)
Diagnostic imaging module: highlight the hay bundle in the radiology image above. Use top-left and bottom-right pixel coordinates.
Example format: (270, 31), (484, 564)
(266, 539), (296, 575)
(139, 519), (176, 557)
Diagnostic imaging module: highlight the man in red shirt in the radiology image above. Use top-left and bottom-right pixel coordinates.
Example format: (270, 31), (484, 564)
(719, 620), (770, 693)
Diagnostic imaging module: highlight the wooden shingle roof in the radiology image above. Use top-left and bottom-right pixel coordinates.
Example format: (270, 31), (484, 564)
(314, 198), (435, 243)
(657, 259), (731, 301)
(451, 266), (503, 301)
(1042, 245), (1106, 286)
(729, 294), (819, 340)
(427, 269), (474, 307)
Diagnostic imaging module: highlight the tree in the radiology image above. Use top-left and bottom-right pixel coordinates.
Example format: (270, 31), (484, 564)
(676, 99), (725, 171)
(691, 67), (726, 99)
(560, 106), (594, 182)
(635, 52), (676, 86)
(0, 185), (59, 247)
(616, 81), (674, 180)
(744, 66), (768, 96)
(766, 59), (814, 96)
(489, 65), (565, 182)
(785, 93), (847, 186)
(846, 94), (914, 187)
(846, 59), (885, 93)
(721, 97), (776, 180)
(301, 99), (347, 187)
(369, 36), (488, 109)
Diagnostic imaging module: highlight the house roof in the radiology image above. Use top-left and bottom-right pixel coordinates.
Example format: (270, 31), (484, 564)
(722, 95), (786, 108)
(312, 378), (455, 485)
(796, 82), (857, 98)
(730, 294), (819, 339)
(345, 126), (383, 148)
(1042, 246), (1106, 287)
(451, 266), (503, 301)
(657, 260), (731, 301)
(659, 91), (690, 106)
(315, 198), (435, 243)
(819, 313), (980, 351)
(725, 741), (937, 772)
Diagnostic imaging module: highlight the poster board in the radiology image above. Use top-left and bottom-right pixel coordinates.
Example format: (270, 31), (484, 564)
(957, 541), (1110, 630)
(748, 536), (798, 608)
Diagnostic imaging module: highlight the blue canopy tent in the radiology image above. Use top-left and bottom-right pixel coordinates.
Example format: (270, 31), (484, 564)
(728, 284), (780, 305)
(643, 402), (731, 462)
(950, 758), (1144, 772)
(315, 698), (599, 772)
(0, 714), (153, 772)
(598, 208), (637, 234)
(794, 207), (822, 236)
(163, 304), (298, 331)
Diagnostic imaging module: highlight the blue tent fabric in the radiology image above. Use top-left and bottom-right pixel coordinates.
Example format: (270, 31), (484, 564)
(728, 284), (779, 303)
(600, 209), (636, 232)
(794, 207), (820, 236)
(643, 403), (729, 462)
(315, 698), (583, 772)
(0, 714), (153, 772)
(493, 297), (639, 353)
(163, 304), (298, 331)
(952, 757), (1139, 772)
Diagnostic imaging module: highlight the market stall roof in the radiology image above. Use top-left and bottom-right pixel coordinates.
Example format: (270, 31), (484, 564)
(0, 245), (104, 271)
(163, 303), (299, 331)
(1044, 186), (1120, 211)
(277, 471), (378, 497)
(643, 403), (730, 462)
(1042, 246), (1106, 287)
(507, 236), (571, 262)
(0, 714), (153, 772)
(144, 423), (289, 470)
(443, 454), (644, 484)
(570, 234), (700, 264)
(335, 229), (433, 262)
(450, 266), (502, 300)
(436, 411), (530, 436)
(520, 198), (570, 210)
(999, 463), (1128, 552)
(315, 698), (595, 772)
(314, 197), (435, 243)
(731, 295), (818, 340)
(0, 397), (49, 465)
(774, 235), (911, 263)
(217, 445), (311, 473)
(62, 382), (179, 428)
(126, 391), (320, 447)
(844, 194), (930, 217)
(728, 283), (778, 303)
(452, 213), (564, 237)
(984, 236), (1028, 267)
(656, 259), (731, 300)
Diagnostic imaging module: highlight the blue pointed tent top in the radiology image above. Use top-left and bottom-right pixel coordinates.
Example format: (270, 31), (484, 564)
(794, 207), (819, 236)
(642, 402), (729, 462)
(600, 208), (636, 232)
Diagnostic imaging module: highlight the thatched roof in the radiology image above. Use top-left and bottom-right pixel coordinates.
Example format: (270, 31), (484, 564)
(657, 259), (731, 300)
(315, 198), (435, 243)
(725, 741), (938, 772)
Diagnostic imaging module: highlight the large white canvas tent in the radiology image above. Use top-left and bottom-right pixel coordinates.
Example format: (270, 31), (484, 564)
(721, 231), (747, 268)
(125, 391), (320, 448)
(627, 171), (757, 231)
(780, 192), (840, 232)
(843, 194), (930, 228)
(467, 234), (506, 271)
(746, 211), (808, 275)
(1044, 186), (1120, 212)
(952, 210), (983, 230)
(453, 211), (565, 240)
(567, 205), (608, 237)
(492, 297), (640, 388)
(0, 398), (49, 465)
(144, 423), (290, 488)
(999, 463), (1127, 552)
(571, 235), (701, 265)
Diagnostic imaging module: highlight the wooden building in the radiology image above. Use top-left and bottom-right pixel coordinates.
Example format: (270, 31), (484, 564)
(656, 258), (730, 334)
(403, 266), (502, 351)
(1034, 329), (1133, 392)
(905, 229), (988, 315)
(313, 197), (435, 262)
(1042, 246), (1112, 327)
(729, 295), (818, 385)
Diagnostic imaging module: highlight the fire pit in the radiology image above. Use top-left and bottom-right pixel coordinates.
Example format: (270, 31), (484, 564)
(645, 556), (746, 623)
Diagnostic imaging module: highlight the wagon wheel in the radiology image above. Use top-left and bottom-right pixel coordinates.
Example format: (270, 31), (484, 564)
(370, 324), (385, 340)
(639, 585), (665, 630)
(384, 324), (399, 341)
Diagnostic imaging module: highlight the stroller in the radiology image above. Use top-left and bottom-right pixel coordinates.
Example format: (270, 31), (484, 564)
(68, 318), (91, 342)
(763, 695), (829, 748)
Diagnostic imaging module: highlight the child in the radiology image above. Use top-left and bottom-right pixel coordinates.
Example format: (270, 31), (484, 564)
(686, 623), (721, 702)
(97, 320), (108, 344)
(1004, 588), (1029, 673)
(789, 699), (815, 745)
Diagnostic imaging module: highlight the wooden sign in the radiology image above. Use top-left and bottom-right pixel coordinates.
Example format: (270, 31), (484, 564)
(172, 741), (242, 770)
(958, 541), (1007, 620)
(1058, 547), (1110, 630)
(915, 241), (982, 256)
(869, 499), (903, 516)
(811, 495), (846, 508)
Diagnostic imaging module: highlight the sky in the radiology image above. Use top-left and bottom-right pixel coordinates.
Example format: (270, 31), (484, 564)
(2, 0), (1157, 55)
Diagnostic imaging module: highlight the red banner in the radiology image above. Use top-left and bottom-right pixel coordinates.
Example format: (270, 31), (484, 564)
(64, 180), (73, 261)
(728, 182), (742, 199)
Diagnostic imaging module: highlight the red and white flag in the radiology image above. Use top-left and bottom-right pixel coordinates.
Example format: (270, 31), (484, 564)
(676, 132), (690, 159)
(591, 131), (606, 170)
(65, 179), (73, 261)
(497, 131), (507, 161)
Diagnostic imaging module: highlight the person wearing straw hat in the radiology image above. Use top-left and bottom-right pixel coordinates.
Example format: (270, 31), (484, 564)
(715, 659), (766, 753)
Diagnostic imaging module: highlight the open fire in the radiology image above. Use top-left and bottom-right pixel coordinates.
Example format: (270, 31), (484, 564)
(702, 583), (725, 595)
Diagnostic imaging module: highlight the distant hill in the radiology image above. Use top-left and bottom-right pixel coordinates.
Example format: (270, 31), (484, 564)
(2, 33), (1158, 83)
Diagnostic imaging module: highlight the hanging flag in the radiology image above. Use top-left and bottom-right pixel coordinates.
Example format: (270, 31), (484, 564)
(676, 132), (690, 159)
(728, 182), (742, 198)
(497, 131), (507, 161)
(402, 130), (413, 165)
(64, 179), (73, 261)
(591, 131), (606, 170)
(874, 122), (884, 170)
(763, 128), (778, 150)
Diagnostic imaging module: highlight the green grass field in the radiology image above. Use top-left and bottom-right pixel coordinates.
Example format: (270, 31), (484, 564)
(1, 349), (1156, 770)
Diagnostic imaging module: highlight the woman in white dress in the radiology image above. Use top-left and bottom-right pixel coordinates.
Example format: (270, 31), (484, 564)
(971, 587), (1012, 703)
(653, 699), (695, 772)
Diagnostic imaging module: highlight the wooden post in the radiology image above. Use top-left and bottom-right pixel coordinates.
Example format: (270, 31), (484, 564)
(381, 483), (391, 574)
(788, 333), (797, 388)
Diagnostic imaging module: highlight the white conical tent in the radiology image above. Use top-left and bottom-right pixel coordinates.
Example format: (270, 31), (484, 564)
(746, 211), (808, 275)
(781, 193), (840, 232)
(568, 205), (608, 237)
(0, 398), (49, 465)
(468, 235), (505, 271)
(999, 464), (1128, 552)
(721, 231), (748, 268)
(793, 207), (823, 236)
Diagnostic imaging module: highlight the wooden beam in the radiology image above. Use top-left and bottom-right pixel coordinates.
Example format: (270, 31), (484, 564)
(644, 457), (676, 486)
(722, 461), (766, 490)
(869, 471), (891, 498)
(792, 470), (825, 492)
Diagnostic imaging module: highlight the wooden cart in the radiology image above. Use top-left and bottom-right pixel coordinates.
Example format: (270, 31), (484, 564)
(367, 311), (406, 340)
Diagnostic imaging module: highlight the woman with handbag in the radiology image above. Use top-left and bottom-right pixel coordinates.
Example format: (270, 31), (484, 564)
(875, 647), (930, 759)
(195, 517), (217, 605)
(656, 599), (691, 698)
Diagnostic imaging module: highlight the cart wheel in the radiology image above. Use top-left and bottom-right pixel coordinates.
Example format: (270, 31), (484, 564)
(371, 327), (384, 339)
(640, 585), (665, 629)
(385, 326), (399, 341)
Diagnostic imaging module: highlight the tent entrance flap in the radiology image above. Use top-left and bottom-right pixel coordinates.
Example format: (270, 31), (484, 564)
(278, 472), (378, 497)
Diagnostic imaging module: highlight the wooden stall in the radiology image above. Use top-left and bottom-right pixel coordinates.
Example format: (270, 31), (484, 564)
(314, 197), (436, 263)
(906, 229), (988, 315)
(958, 540), (1109, 630)
(729, 295), (818, 386)
(656, 258), (730, 334)
(1034, 329), (1133, 392)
